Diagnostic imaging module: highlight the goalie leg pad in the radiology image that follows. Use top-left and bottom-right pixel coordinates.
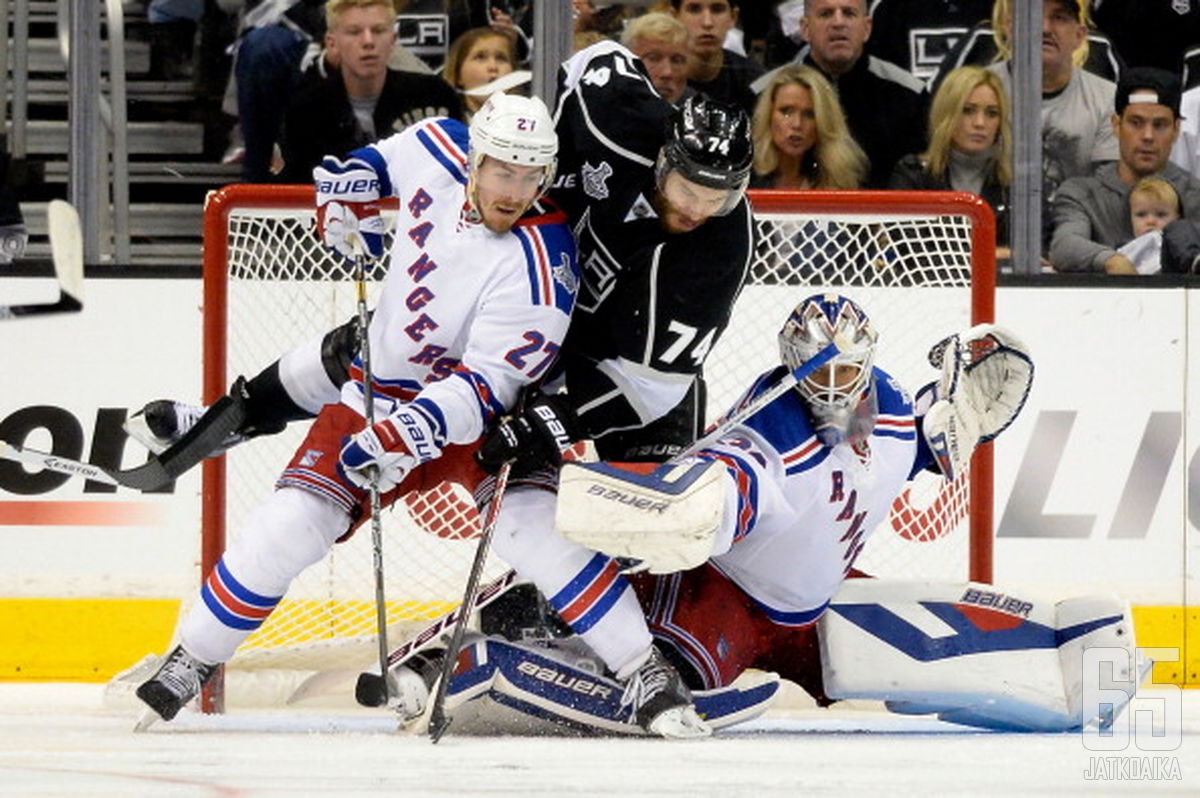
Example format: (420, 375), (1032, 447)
(555, 458), (730, 574)
(817, 579), (1138, 732)
(417, 637), (779, 737)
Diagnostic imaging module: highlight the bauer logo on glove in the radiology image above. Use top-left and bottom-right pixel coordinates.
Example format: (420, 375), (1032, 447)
(314, 154), (387, 259)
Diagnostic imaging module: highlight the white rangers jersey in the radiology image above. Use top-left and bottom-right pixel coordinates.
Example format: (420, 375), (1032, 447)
(339, 118), (580, 448)
(695, 367), (922, 626)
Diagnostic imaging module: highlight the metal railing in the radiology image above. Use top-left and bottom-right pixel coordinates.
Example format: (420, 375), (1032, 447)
(3, 0), (131, 262)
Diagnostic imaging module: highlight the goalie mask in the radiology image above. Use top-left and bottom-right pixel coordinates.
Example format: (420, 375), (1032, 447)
(779, 294), (879, 446)
(655, 95), (752, 218)
(468, 92), (558, 198)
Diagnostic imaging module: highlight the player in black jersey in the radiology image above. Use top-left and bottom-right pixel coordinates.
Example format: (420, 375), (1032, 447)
(546, 41), (754, 462)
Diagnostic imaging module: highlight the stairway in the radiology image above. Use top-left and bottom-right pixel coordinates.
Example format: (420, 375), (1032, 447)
(9, 0), (241, 268)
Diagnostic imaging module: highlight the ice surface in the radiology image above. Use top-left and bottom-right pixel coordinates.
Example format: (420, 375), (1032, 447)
(0, 683), (1197, 797)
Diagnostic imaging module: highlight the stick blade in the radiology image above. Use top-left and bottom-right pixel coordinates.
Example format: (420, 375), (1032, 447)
(47, 199), (84, 302)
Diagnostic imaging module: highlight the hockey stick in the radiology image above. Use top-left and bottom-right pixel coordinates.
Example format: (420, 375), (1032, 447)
(0, 200), (84, 319)
(428, 458), (514, 743)
(0, 393), (246, 491)
(694, 334), (848, 447)
(350, 243), (397, 706)
(289, 568), (520, 707)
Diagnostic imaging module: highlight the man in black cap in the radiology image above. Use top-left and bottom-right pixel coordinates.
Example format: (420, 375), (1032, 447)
(1050, 67), (1200, 273)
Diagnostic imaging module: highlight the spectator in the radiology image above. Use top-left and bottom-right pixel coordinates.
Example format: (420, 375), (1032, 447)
(670, 0), (764, 116)
(749, 64), (866, 189)
(443, 26), (519, 119)
(147, 0), (201, 80)
(889, 66), (1012, 259)
(621, 12), (693, 106)
(230, 0), (511, 182)
(752, 0), (928, 189)
(1089, 0), (1200, 74)
(573, 30), (610, 52)
(227, 0), (326, 181)
(1117, 177), (1181, 273)
(1171, 85), (1200, 177)
(982, 0), (1120, 206)
(277, 0), (463, 183)
(1050, 67), (1200, 273)
(748, 64), (866, 284)
(932, 0), (1123, 91)
(866, 0), (992, 84)
(573, 0), (628, 38)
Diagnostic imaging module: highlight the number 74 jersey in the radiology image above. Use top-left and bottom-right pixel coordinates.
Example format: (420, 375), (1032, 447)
(342, 117), (580, 447)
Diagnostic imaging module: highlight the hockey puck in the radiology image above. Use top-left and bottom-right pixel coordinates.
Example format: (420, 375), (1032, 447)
(355, 672), (390, 707)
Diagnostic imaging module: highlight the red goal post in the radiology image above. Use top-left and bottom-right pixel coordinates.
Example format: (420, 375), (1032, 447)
(195, 185), (996, 710)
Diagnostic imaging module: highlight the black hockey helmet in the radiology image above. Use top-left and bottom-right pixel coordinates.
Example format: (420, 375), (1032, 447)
(659, 95), (753, 193)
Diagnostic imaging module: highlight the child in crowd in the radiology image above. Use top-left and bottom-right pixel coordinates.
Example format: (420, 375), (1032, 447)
(1118, 177), (1182, 273)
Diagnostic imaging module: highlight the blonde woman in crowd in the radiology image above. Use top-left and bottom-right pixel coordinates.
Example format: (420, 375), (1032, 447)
(748, 64), (867, 282)
(749, 64), (867, 190)
(889, 65), (1013, 258)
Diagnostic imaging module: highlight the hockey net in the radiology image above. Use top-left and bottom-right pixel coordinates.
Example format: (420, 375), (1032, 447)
(186, 185), (994, 709)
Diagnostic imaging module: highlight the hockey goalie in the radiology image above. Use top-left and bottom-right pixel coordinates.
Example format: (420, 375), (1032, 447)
(382, 293), (1143, 738)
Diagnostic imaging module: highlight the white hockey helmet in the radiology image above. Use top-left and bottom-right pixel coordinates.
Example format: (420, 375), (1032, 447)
(468, 92), (558, 190)
(779, 293), (879, 445)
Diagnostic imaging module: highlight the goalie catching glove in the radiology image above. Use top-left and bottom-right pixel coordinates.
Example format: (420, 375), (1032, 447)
(923, 323), (1034, 481)
(314, 153), (387, 259)
(339, 405), (443, 491)
(476, 392), (582, 476)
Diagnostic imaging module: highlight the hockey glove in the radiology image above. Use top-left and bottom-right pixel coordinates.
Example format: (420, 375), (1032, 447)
(476, 393), (582, 476)
(923, 324), (1034, 481)
(339, 406), (443, 492)
(314, 155), (386, 260)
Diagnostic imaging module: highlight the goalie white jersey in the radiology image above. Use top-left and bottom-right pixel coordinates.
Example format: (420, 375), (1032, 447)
(695, 366), (920, 624)
(342, 118), (579, 445)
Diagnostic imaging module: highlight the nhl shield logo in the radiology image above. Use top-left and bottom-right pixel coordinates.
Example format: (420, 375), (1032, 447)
(582, 160), (614, 201)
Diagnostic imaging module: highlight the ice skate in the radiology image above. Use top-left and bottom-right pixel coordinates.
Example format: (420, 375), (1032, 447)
(124, 400), (247, 455)
(619, 647), (711, 739)
(135, 644), (218, 723)
(124, 400), (208, 454)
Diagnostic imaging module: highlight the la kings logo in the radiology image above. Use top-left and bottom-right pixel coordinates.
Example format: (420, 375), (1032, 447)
(575, 210), (620, 313)
(582, 160), (613, 201)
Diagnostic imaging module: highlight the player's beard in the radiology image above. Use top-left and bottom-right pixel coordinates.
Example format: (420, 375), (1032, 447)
(468, 176), (533, 234)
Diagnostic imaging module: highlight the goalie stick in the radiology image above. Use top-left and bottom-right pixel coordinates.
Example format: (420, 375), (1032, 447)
(0, 393), (246, 491)
(699, 334), (848, 445)
(0, 200), (84, 319)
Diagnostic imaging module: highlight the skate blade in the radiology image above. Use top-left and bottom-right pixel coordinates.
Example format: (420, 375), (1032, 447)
(133, 707), (160, 733)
